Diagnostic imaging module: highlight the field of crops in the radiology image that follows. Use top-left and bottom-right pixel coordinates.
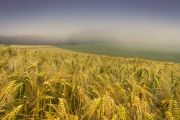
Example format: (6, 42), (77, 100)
(57, 42), (180, 63)
(0, 45), (179, 120)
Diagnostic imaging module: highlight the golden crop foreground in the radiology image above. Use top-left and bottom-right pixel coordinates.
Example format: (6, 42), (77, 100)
(0, 46), (179, 120)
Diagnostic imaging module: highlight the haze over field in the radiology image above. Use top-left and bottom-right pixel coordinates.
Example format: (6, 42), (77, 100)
(0, 0), (180, 50)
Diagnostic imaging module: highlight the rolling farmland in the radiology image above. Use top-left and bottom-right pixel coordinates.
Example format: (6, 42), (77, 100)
(0, 45), (179, 120)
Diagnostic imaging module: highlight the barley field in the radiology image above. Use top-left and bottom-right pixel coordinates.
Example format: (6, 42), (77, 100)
(0, 45), (179, 120)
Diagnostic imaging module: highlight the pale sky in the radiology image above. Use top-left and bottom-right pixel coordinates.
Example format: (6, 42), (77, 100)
(0, 0), (180, 48)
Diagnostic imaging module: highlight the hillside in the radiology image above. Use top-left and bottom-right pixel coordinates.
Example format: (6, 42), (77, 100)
(57, 42), (180, 63)
(0, 45), (179, 120)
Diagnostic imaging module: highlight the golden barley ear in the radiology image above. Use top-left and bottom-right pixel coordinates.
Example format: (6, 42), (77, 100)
(0, 80), (20, 107)
(0, 80), (16, 99)
(145, 112), (154, 120)
(172, 100), (180, 120)
(2, 104), (23, 120)
(58, 98), (70, 120)
(165, 111), (174, 120)
(118, 104), (126, 120)
(46, 112), (57, 120)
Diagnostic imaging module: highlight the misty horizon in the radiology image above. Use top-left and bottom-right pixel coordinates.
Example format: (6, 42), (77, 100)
(0, 0), (180, 51)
